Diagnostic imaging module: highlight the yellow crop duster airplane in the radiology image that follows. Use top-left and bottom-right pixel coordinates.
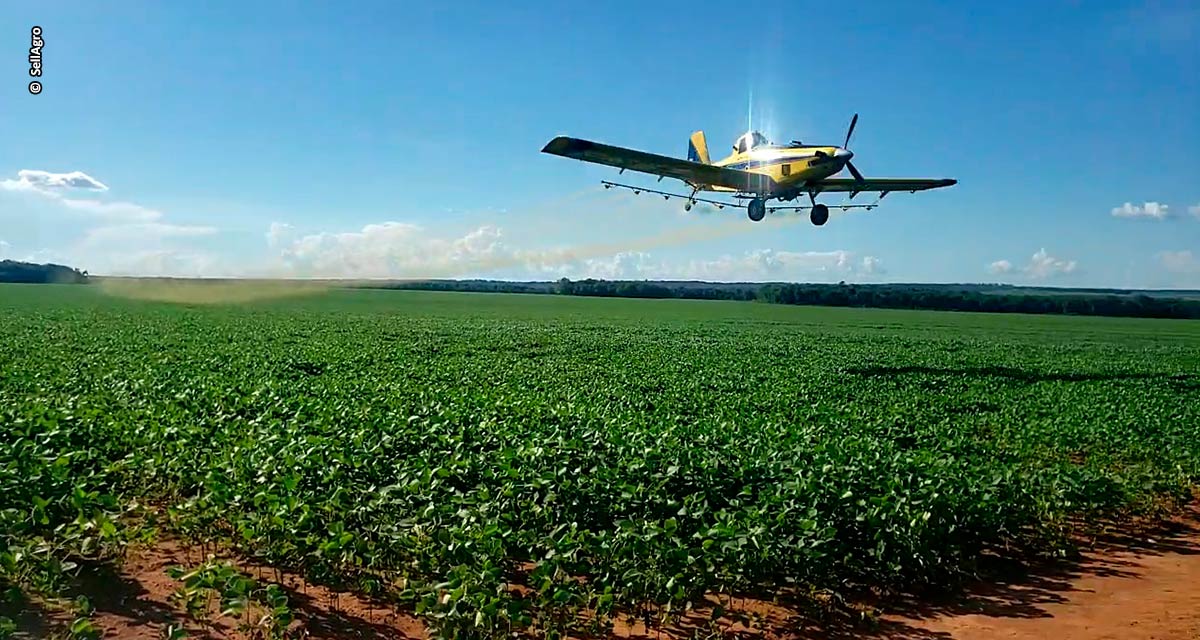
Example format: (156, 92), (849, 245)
(542, 114), (956, 226)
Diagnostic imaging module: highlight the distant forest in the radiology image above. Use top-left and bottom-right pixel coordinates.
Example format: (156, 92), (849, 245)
(364, 278), (1200, 320)
(4, 260), (1199, 319)
(0, 260), (89, 284)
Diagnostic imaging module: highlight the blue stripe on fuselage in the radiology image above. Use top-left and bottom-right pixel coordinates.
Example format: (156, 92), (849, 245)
(725, 156), (818, 170)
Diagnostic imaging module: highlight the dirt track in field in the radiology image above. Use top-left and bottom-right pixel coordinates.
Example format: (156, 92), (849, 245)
(835, 509), (1200, 640)
(12, 506), (1200, 640)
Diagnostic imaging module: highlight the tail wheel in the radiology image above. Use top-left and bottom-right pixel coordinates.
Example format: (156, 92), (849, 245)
(810, 203), (829, 226)
(747, 198), (766, 222)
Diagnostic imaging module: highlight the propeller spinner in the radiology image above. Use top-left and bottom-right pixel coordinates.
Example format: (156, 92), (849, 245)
(806, 114), (865, 182)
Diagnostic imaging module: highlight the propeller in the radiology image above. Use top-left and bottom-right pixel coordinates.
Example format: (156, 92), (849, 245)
(842, 113), (864, 184)
(842, 113), (858, 149)
(846, 159), (865, 183)
(801, 114), (865, 183)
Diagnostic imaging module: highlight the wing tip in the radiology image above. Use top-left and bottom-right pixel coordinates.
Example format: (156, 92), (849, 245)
(541, 135), (594, 156)
(541, 136), (569, 154)
(919, 178), (957, 191)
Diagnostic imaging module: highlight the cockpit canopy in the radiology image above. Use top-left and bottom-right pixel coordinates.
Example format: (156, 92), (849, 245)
(733, 131), (772, 154)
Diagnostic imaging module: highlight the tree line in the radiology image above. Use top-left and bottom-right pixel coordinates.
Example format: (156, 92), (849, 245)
(3, 261), (1197, 320)
(755, 283), (1200, 319)
(0, 260), (89, 284)
(366, 278), (1200, 320)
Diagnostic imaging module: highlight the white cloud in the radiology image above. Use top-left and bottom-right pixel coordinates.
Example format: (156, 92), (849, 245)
(1189, 204), (1200, 220)
(574, 251), (656, 280)
(2, 168), (165, 224)
(989, 249), (1078, 281)
(83, 222), (218, 245)
(19, 248), (72, 266)
(277, 222), (509, 279)
(0, 169), (108, 192)
(1, 168), (220, 275)
(1025, 248), (1078, 279)
(671, 249), (882, 281)
(93, 249), (223, 278)
(268, 221), (881, 282)
(57, 197), (163, 223)
(1111, 202), (1171, 220)
(0, 240), (10, 257)
(861, 255), (882, 275)
(1157, 250), (1198, 274)
(533, 248), (884, 282)
(266, 222), (296, 249)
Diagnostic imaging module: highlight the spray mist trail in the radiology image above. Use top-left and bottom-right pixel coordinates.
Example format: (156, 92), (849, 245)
(386, 200), (806, 281)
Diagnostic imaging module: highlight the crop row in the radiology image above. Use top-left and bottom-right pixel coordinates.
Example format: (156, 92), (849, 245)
(2, 289), (1198, 638)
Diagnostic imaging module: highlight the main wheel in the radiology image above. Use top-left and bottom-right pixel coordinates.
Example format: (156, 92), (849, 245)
(747, 198), (766, 222)
(810, 203), (829, 226)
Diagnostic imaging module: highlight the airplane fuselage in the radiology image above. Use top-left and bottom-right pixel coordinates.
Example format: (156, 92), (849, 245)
(704, 144), (852, 194)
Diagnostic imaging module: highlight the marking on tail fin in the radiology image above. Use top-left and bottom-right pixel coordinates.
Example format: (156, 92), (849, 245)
(687, 131), (710, 165)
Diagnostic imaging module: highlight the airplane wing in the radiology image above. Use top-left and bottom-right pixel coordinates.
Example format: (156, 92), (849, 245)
(542, 136), (776, 193)
(809, 177), (957, 194)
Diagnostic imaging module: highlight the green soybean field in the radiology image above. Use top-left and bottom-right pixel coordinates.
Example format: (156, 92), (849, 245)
(2, 282), (1199, 639)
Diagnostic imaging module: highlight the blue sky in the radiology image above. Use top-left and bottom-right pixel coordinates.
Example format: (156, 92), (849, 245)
(2, 0), (1197, 286)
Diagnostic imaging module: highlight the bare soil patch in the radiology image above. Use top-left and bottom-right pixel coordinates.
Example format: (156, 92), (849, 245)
(11, 538), (425, 639)
(11, 506), (1200, 639)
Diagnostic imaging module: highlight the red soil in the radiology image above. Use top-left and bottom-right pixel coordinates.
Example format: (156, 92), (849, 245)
(12, 507), (1200, 640)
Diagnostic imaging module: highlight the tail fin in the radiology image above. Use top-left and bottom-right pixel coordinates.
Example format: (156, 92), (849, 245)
(687, 131), (710, 164)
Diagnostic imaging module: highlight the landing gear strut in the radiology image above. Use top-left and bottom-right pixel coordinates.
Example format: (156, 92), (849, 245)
(810, 203), (829, 226)
(747, 198), (766, 222)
